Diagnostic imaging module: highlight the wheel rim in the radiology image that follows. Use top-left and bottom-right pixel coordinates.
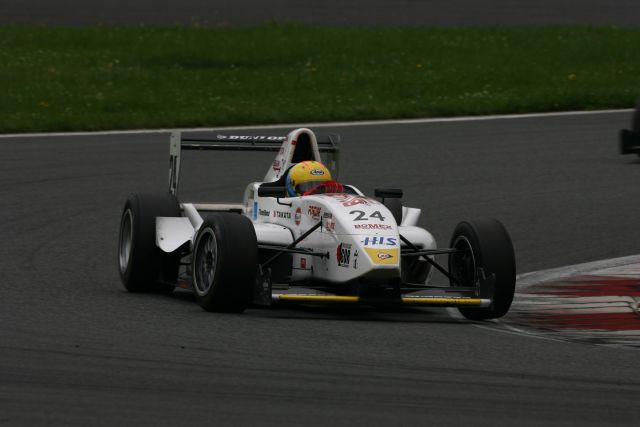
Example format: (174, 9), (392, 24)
(450, 235), (476, 287)
(194, 228), (218, 296)
(119, 209), (133, 275)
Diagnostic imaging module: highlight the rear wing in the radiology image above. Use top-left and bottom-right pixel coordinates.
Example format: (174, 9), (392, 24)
(169, 130), (340, 196)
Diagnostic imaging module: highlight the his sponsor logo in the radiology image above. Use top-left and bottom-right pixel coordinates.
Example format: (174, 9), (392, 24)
(361, 236), (398, 246)
(310, 168), (325, 176)
(308, 205), (321, 220)
(251, 201), (257, 221)
(272, 210), (291, 219)
(354, 224), (393, 230)
(295, 207), (302, 225)
(337, 243), (351, 267)
(323, 212), (332, 219)
(364, 248), (399, 265)
(325, 194), (373, 207)
(353, 250), (359, 269)
(324, 218), (336, 232)
(272, 159), (281, 171)
(259, 209), (270, 217)
(218, 135), (286, 141)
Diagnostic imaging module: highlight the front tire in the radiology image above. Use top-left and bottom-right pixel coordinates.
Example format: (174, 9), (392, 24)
(192, 213), (258, 313)
(118, 192), (181, 293)
(448, 219), (516, 320)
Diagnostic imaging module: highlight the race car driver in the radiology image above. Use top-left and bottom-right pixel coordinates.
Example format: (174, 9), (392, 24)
(285, 160), (344, 196)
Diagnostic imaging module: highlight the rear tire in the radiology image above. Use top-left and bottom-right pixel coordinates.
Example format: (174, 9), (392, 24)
(192, 213), (258, 313)
(448, 219), (516, 320)
(118, 193), (181, 293)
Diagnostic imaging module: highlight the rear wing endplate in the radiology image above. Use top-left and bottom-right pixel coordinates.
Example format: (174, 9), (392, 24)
(169, 130), (340, 196)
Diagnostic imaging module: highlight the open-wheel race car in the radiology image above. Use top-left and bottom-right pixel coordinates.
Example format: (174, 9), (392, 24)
(118, 128), (516, 320)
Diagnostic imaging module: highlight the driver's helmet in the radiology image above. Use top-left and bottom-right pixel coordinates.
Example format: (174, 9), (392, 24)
(286, 161), (332, 196)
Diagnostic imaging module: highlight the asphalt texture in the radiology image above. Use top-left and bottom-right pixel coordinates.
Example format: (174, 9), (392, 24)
(2, 0), (640, 26)
(1, 111), (640, 426)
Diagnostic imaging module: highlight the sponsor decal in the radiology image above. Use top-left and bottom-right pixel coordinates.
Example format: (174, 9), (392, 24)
(300, 257), (307, 269)
(291, 139), (297, 146)
(324, 218), (336, 232)
(295, 207), (302, 226)
(354, 223), (393, 230)
(353, 249), (359, 270)
(310, 168), (325, 176)
(343, 197), (369, 207)
(272, 159), (281, 171)
(364, 248), (399, 265)
(308, 205), (321, 220)
(361, 236), (398, 246)
(279, 147), (284, 154)
(217, 135), (286, 141)
(336, 243), (351, 268)
(325, 194), (373, 207)
(251, 201), (257, 221)
(258, 209), (270, 217)
(272, 210), (291, 219)
(323, 212), (332, 219)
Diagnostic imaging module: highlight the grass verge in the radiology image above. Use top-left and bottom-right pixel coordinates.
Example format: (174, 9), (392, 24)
(1, 25), (639, 133)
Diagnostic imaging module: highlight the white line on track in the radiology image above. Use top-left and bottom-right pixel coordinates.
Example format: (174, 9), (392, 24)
(0, 108), (632, 139)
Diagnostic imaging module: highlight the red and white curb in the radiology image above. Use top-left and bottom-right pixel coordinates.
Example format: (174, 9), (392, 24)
(505, 255), (640, 349)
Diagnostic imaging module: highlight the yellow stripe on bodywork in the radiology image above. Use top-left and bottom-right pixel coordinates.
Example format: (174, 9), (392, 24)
(275, 294), (359, 303)
(273, 294), (489, 307)
(364, 248), (399, 264)
(401, 297), (488, 307)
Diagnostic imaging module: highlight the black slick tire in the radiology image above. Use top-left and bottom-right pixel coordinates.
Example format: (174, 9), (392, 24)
(191, 213), (258, 313)
(118, 192), (181, 293)
(448, 219), (516, 320)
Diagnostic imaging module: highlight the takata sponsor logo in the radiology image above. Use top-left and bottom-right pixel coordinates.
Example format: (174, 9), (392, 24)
(354, 223), (393, 230)
(272, 210), (291, 219)
(217, 134), (286, 141)
(364, 248), (399, 265)
(294, 207), (302, 225)
(310, 168), (325, 176)
(258, 209), (270, 217)
(326, 194), (373, 207)
(336, 243), (351, 267)
(307, 205), (321, 219)
(361, 236), (398, 246)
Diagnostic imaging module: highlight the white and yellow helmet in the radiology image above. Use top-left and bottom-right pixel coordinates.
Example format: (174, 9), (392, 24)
(286, 161), (332, 196)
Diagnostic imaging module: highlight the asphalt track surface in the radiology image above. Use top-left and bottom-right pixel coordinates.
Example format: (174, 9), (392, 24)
(2, 111), (640, 426)
(2, 0), (640, 26)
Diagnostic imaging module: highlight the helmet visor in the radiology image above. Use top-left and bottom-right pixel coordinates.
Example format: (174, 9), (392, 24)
(296, 180), (329, 194)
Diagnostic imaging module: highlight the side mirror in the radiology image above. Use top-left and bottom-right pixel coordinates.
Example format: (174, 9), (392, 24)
(374, 188), (403, 199)
(258, 186), (287, 198)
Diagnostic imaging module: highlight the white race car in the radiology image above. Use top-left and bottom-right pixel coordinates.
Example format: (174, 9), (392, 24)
(118, 128), (516, 319)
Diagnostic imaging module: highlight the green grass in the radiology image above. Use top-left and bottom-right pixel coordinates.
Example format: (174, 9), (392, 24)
(1, 25), (639, 133)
